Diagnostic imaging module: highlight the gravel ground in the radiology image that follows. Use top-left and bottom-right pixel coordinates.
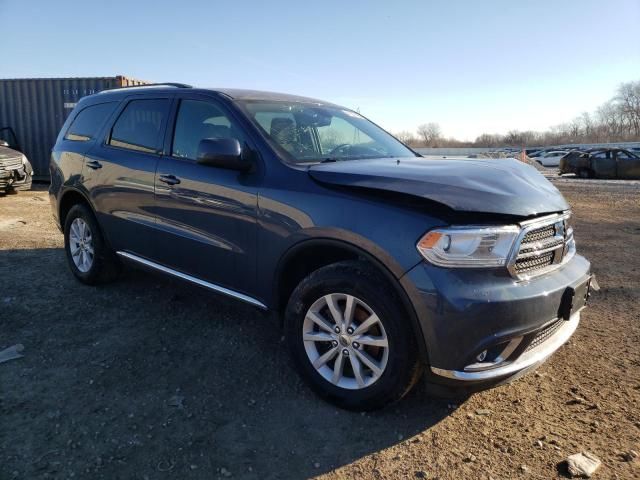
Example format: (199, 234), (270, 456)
(0, 183), (639, 480)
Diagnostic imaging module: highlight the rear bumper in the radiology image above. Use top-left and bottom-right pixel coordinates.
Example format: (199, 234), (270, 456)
(400, 254), (591, 386)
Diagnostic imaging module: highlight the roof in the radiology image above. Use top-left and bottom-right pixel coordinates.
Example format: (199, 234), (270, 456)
(213, 88), (334, 105)
(0, 75), (147, 83)
(94, 84), (336, 105)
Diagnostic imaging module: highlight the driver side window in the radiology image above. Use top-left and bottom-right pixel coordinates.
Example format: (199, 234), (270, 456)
(172, 99), (246, 161)
(316, 116), (374, 153)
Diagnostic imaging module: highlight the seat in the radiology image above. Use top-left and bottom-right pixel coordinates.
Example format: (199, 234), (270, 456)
(270, 117), (296, 152)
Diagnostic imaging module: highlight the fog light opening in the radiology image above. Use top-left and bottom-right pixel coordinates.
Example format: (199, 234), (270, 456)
(464, 336), (524, 372)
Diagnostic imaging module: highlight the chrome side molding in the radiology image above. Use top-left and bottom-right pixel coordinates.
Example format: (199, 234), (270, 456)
(116, 251), (268, 310)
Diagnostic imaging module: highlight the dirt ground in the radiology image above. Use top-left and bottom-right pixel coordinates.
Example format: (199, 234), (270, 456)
(1, 182), (639, 480)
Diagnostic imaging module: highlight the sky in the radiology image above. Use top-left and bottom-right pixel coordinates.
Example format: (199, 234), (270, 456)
(2, 0), (639, 140)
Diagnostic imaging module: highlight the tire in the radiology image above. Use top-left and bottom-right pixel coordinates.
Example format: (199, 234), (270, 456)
(284, 260), (423, 410)
(63, 203), (119, 285)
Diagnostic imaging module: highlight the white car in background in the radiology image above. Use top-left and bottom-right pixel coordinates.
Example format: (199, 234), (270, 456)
(536, 150), (567, 167)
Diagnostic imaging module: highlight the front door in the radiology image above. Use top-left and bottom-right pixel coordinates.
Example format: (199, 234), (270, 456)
(153, 95), (260, 297)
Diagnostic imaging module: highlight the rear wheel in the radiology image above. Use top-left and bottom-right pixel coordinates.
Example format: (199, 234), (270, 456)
(285, 260), (422, 410)
(64, 204), (119, 285)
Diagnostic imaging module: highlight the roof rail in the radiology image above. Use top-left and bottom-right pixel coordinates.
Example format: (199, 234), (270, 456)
(100, 82), (193, 93)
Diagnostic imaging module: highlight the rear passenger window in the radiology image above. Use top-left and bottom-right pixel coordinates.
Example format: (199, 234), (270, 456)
(109, 99), (170, 154)
(65, 102), (117, 141)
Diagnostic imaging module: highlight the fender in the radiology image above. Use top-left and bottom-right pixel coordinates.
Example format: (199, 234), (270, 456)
(57, 185), (117, 250)
(273, 234), (430, 362)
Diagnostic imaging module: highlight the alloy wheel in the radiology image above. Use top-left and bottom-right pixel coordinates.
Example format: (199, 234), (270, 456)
(69, 217), (94, 273)
(302, 293), (389, 390)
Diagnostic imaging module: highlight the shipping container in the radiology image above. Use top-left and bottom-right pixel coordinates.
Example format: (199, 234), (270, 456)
(0, 76), (148, 179)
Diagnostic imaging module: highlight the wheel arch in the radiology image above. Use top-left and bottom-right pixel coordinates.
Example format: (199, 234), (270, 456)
(274, 237), (429, 362)
(58, 187), (96, 228)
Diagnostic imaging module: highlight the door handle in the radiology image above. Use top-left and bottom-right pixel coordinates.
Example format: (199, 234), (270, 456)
(86, 160), (102, 170)
(158, 174), (181, 186)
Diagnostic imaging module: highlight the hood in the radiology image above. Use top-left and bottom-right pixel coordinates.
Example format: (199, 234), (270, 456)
(308, 157), (569, 217)
(0, 146), (22, 161)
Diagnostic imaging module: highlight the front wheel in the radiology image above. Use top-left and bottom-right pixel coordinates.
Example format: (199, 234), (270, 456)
(284, 261), (422, 410)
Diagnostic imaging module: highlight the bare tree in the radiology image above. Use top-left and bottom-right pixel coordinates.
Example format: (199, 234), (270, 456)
(395, 130), (417, 145)
(416, 123), (441, 147)
(616, 81), (640, 137)
(411, 79), (640, 147)
(597, 101), (622, 141)
(580, 112), (594, 140)
(474, 133), (502, 147)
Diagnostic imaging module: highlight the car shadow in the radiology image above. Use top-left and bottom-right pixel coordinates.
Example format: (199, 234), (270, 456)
(0, 247), (463, 479)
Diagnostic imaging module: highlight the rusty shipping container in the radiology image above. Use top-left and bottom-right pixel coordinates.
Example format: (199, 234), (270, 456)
(0, 76), (148, 179)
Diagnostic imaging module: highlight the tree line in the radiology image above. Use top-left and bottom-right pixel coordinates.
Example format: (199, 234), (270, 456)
(396, 80), (640, 148)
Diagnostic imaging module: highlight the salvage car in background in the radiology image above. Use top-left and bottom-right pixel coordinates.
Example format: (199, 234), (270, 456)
(0, 139), (32, 193)
(535, 150), (567, 167)
(559, 148), (640, 179)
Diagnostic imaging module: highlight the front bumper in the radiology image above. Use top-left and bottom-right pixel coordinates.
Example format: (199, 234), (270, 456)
(431, 310), (580, 381)
(0, 166), (32, 191)
(401, 253), (591, 385)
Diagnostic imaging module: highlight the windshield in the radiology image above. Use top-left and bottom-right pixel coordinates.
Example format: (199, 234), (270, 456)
(238, 100), (417, 163)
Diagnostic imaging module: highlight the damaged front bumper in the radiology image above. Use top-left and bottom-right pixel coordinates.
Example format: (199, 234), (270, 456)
(0, 164), (32, 191)
(400, 253), (593, 386)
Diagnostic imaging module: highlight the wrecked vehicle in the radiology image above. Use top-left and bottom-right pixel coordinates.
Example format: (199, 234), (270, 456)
(0, 138), (32, 193)
(559, 148), (640, 179)
(49, 85), (593, 410)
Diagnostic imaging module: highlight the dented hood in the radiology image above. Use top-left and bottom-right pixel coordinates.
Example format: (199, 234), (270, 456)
(308, 157), (569, 217)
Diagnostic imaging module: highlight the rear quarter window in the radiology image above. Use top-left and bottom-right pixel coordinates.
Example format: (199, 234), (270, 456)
(64, 102), (118, 141)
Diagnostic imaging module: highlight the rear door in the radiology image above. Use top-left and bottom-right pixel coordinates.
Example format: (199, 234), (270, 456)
(152, 93), (260, 296)
(615, 150), (640, 179)
(83, 94), (173, 258)
(591, 150), (615, 178)
(51, 101), (119, 194)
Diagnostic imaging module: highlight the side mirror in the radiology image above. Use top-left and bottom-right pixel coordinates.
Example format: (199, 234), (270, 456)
(196, 138), (250, 171)
(0, 140), (9, 147)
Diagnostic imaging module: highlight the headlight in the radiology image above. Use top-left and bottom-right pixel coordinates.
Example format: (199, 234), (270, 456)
(417, 225), (521, 268)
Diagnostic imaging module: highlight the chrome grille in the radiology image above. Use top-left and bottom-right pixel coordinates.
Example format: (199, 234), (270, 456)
(509, 213), (575, 280)
(514, 251), (554, 273)
(522, 225), (555, 244)
(0, 156), (23, 171)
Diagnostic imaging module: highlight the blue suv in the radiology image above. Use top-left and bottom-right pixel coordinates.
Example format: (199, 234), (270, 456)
(50, 84), (593, 410)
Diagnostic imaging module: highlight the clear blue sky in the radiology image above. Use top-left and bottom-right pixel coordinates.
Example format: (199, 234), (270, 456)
(2, 0), (639, 140)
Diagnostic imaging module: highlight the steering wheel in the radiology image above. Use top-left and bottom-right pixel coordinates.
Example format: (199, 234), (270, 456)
(329, 143), (352, 155)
